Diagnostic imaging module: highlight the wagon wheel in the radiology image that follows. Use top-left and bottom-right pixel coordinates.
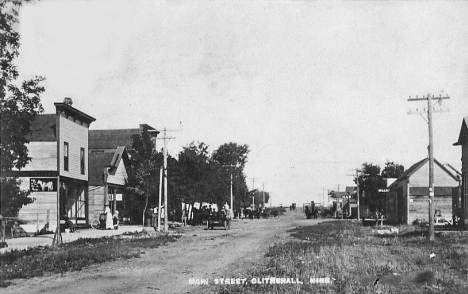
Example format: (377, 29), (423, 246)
(91, 220), (100, 229)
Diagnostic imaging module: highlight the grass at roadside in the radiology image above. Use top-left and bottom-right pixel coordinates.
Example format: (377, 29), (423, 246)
(0, 231), (179, 288)
(218, 221), (468, 294)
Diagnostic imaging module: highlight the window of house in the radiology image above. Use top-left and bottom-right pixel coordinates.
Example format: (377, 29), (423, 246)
(80, 147), (85, 174)
(68, 190), (86, 220)
(64, 142), (69, 171)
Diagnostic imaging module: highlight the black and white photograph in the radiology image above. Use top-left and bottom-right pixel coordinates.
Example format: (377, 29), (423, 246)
(1, 0), (468, 293)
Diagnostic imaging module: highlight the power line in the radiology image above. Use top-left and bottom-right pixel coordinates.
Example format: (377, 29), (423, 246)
(408, 93), (450, 241)
(153, 128), (177, 232)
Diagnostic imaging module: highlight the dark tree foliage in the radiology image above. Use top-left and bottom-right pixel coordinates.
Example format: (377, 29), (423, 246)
(212, 142), (249, 168)
(381, 161), (405, 179)
(176, 142), (211, 204)
(247, 189), (270, 207)
(1, 178), (33, 216)
(358, 163), (386, 213)
(1, 0), (44, 217)
(357, 161), (405, 214)
(124, 137), (255, 223)
(124, 129), (161, 224)
(211, 143), (250, 209)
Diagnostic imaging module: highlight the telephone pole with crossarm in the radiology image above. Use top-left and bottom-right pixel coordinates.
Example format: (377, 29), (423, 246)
(408, 93), (450, 241)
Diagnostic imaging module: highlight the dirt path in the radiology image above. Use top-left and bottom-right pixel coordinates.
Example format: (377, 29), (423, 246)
(3, 210), (324, 294)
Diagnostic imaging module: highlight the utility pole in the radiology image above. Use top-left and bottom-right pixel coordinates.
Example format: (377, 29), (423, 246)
(223, 164), (238, 218)
(155, 128), (176, 232)
(162, 129), (172, 232)
(408, 93), (450, 241)
(230, 171), (233, 217)
(262, 183), (265, 208)
(157, 166), (162, 232)
(52, 174), (62, 247)
(356, 169), (360, 221)
(53, 115), (62, 247)
(322, 188), (325, 206)
(249, 177), (259, 209)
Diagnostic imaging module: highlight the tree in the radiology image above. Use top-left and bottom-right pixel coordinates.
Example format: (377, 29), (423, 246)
(357, 163), (386, 213)
(124, 128), (160, 224)
(248, 189), (270, 208)
(1, 0), (45, 217)
(212, 143), (250, 209)
(381, 161), (405, 179)
(176, 142), (212, 204)
(357, 161), (405, 215)
(212, 142), (249, 168)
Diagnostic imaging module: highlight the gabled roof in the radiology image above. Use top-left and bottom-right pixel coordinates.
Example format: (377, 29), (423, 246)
(389, 157), (459, 189)
(88, 146), (127, 186)
(443, 163), (461, 177)
(453, 117), (468, 146)
(26, 114), (57, 142)
(345, 186), (356, 193)
(89, 124), (158, 150)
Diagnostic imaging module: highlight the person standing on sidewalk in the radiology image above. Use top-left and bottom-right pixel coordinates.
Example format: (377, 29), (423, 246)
(181, 207), (187, 226)
(105, 206), (113, 230)
(113, 210), (119, 230)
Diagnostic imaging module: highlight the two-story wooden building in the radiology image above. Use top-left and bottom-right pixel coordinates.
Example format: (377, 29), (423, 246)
(453, 116), (468, 229)
(88, 146), (128, 223)
(88, 125), (158, 223)
(14, 99), (95, 233)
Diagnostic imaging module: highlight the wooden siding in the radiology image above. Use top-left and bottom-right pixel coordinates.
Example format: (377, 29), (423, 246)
(17, 178), (58, 233)
(59, 116), (88, 180)
(89, 186), (106, 222)
(408, 195), (452, 224)
(410, 163), (457, 187)
(107, 159), (127, 186)
(406, 162), (457, 225)
(389, 181), (408, 224)
(17, 142), (56, 171)
(462, 144), (468, 173)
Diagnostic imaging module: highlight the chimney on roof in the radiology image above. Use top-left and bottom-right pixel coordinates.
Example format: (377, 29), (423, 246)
(63, 97), (73, 106)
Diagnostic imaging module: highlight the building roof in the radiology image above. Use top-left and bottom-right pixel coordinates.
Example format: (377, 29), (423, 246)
(453, 117), (468, 146)
(88, 146), (126, 186)
(26, 114), (57, 142)
(389, 157), (459, 189)
(89, 124), (158, 150)
(443, 163), (461, 177)
(54, 102), (96, 125)
(329, 191), (350, 199)
(26, 101), (96, 142)
(89, 129), (140, 150)
(345, 186), (356, 193)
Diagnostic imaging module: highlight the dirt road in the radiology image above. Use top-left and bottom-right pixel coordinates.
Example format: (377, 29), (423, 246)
(3, 210), (324, 294)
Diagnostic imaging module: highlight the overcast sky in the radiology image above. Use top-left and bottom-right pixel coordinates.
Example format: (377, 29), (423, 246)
(17, 0), (468, 206)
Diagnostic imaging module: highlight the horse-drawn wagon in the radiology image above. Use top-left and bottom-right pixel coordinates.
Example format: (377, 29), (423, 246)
(207, 210), (231, 230)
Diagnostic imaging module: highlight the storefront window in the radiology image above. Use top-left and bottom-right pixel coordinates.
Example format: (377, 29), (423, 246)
(64, 142), (69, 171)
(80, 147), (85, 174)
